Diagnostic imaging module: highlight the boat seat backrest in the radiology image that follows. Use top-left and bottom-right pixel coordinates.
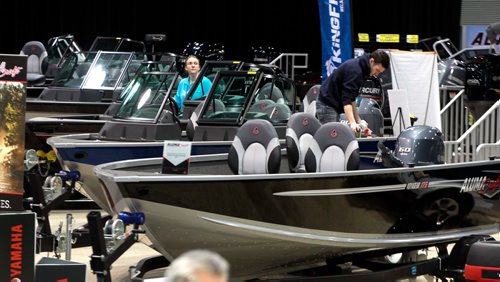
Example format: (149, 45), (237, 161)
(250, 99), (275, 113)
(256, 83), (285, 104)
(300, 84), (320, 116)
(305, 122), (359, 172)
(20, 41), (48, 86)
(228, 119), (281, 175)
(286, 112), (322, 172)
(263, 103), (291, 122)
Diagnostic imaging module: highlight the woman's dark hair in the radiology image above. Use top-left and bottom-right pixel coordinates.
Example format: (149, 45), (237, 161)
(370, 50), (390, 69)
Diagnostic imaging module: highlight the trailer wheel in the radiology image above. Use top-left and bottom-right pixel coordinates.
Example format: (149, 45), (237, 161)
(417, 190), (473, 227)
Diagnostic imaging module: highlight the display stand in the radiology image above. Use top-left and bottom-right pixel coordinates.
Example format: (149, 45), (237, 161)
(0, 54), (36, 282)
(0, 212), (35, 281)
(162, 141), (192, 174)
(391, 107), (406, 132)
(387, 89), (411, 136)
(0, 54), (27, 211)
(36, 257), (86, 282)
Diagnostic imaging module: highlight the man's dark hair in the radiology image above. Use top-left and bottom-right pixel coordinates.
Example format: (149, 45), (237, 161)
(370, 50), (390, 69)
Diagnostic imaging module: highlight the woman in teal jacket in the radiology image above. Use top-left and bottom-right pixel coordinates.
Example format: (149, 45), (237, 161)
(174, 55), (212, 111)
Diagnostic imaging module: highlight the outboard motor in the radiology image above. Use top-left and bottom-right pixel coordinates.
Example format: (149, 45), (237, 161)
(182, 41), (225, 65)
(249, 45), (280, 64)
(464, 54), (500, 120)
(357, 76), (385, 136)
(377, 125), (444, 167)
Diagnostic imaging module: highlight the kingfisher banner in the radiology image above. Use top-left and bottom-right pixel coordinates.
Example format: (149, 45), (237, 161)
(318, 0), (353, 80)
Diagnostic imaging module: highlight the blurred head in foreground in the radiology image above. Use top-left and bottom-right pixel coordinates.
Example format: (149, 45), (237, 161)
(165, 249), (229, 282)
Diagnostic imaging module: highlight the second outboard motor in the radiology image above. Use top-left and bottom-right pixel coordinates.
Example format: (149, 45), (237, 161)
(358, 76), (385, 136)
(249, 45), (280, 64)
(378, 125), (444, 167)
(464, 54), (500, 121)
(182, 41), (225, 63)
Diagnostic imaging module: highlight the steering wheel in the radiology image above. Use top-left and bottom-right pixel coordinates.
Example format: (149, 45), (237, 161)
(168, 96), (180, 117)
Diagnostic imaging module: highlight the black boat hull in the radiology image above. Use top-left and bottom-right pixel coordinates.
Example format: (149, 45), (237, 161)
(95, 156), (500, 278)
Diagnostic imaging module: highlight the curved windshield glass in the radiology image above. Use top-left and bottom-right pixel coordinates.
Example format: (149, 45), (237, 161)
(81, 52), (134, 89)
(115, 72), (179, 120)
(246, 75), (292, 124)
(116, 61), (177, 102)
(184, 61), (242, 102)
(200, 71), (259, 123)
(46, 35), (80, 66)
(51, 51), (96, 88)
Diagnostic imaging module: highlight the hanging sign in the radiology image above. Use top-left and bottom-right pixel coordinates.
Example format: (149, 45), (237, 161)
(376, 34), (400, 43)
(318, 0), (353, 80)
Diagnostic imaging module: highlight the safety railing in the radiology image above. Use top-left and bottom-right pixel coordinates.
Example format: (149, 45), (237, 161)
(270, 53), (308, 80)
(476, 140), (500, 161)
(439, 88), (468, 141)
(444, 99), (500, 163)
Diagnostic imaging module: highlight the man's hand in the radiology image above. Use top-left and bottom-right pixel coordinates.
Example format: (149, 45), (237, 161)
(350, 122), (361, 133)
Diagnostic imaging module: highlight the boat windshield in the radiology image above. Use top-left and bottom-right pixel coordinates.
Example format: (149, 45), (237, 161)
(80, 51), (135, 90)
(199, 71), (260, 124)
(115, 61), (177, 102)
(184, 61), (243, 103)
(245, 74), (293, 124)
(46, 34), (82, 67)
(199, 68), (295, 125)
(89, 36), (146, 53)
(51, 51), (98, 88)
(114, 72), (179, 121)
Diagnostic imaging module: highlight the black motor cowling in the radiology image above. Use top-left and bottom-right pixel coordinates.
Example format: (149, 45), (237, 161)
(358, 75), (384, 106)
(378, 125), (444, 167)
(465, 54), (500, 101)
(182, 41), (225, 62)
(395, 125), (445, 166)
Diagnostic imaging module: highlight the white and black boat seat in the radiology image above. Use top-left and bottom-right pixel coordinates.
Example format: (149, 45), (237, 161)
(228, 119), (281, 175)
(286, 112), (322, 172)
(305, 122), (360, 172)
(300, 84), (320, 117)
(20, 41), (48, 86)
(255, 83), (285, 104)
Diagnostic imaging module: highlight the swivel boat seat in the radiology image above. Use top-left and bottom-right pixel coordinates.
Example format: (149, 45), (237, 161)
(299, 84), (320, 117)
(305, 122), (360, 172)
(20, 41), (48, 86)
(286, 112), (322, 172)
(228, 119), (281, 175)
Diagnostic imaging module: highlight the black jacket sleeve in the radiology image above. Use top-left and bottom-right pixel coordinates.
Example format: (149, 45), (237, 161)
(341, 63), (363, 106)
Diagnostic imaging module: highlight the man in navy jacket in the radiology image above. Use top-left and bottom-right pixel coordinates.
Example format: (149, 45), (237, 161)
(317, 50), (390, 133)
